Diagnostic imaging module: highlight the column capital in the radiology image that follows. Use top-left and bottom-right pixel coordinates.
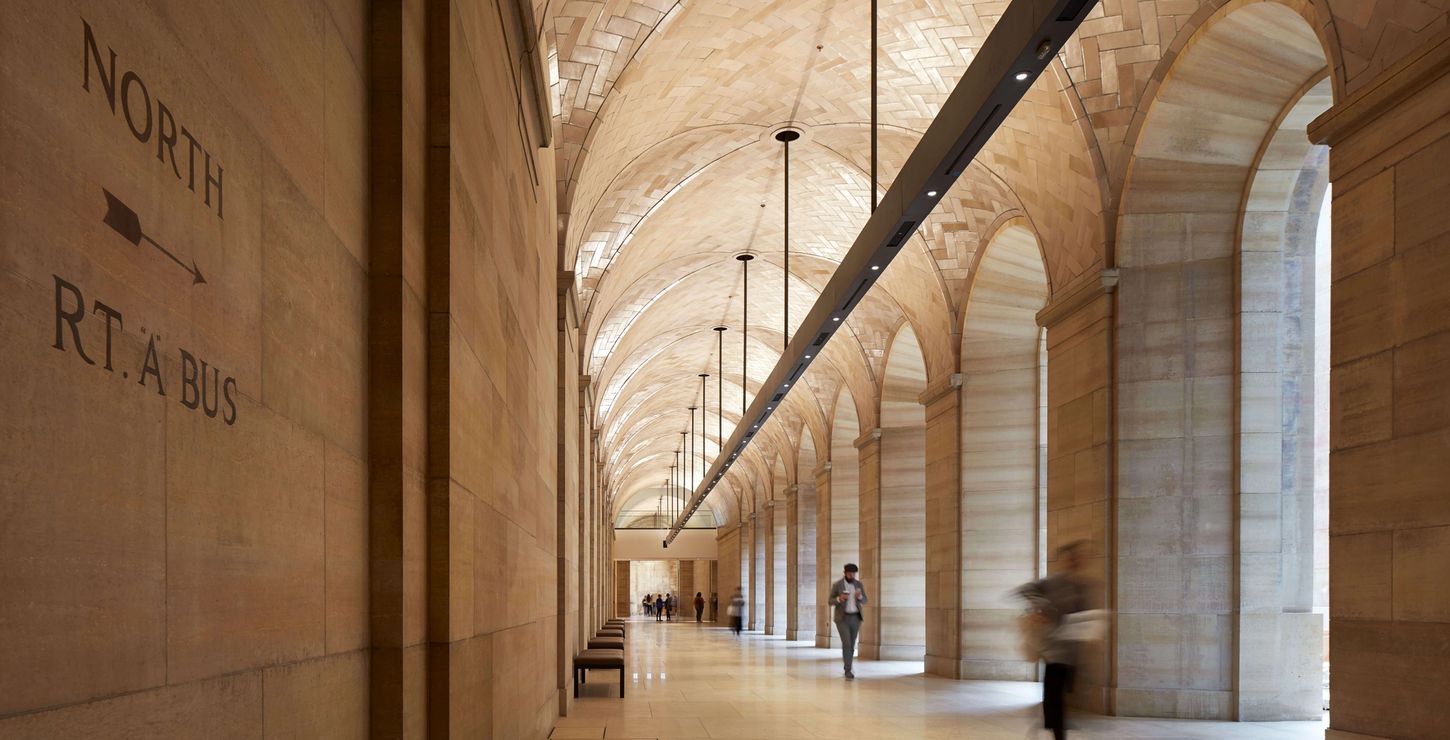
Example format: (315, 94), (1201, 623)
(853, 427), (883, 450)
(917, 373), (963, 406)
(813, 461), (833, 476)
(1310, 28), (1450, 147)
(1036, 268), (1117, 329)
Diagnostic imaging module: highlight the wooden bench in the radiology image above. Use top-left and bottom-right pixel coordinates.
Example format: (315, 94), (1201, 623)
(596, 627), (625, 638)
(587, 635), (624, 650)
(573, 649), (625, 698)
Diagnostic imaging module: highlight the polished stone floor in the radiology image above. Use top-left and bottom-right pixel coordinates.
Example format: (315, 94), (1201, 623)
(552, 617), (1327, 739)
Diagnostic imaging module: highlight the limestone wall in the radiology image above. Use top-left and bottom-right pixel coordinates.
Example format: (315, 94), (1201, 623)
(0, 0), (371, 735)
(1312, 26), (1450, 740)
(0, 0), (575, 737)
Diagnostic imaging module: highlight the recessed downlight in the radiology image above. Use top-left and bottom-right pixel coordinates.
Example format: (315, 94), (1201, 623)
(926, 190), (938, 197)
(1014, 71), (1030, 81)
(871, 265), (880, 271)
(832, 317), (841, 322)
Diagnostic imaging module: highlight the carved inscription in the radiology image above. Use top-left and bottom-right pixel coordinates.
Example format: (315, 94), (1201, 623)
(83, 19), (224, 219)
(52, 275), (239, 425)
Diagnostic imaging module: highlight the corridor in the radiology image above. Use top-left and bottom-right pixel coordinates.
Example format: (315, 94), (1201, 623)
(4, 0), (1449, 737)
(555, 620), (1327, 739)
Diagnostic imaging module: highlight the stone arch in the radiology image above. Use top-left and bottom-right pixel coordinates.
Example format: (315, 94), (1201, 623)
(822, 384), (861, 648)
(792, 429), (819, 640)
(767, 453), (790, 636)
(876, 323), (928, 661)
(1113, 0), (1331, 720)
(957, 220), (1051, 679)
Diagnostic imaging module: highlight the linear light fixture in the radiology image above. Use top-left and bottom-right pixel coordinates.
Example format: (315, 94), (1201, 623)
(665, 0), (1100, 545)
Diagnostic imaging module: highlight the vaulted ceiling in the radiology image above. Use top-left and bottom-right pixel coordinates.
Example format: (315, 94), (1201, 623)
(537, 0), (1325, 526)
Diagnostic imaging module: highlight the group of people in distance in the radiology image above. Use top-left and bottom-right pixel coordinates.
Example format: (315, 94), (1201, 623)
(640, 591), (711, 622)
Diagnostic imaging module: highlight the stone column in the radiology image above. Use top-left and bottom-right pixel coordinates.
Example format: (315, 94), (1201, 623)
(1309, 31), (1450, 740)
(366, 3), (428, 735)
(679, 561), (694, 617)
(613, 561), (631, 619)
(785, 486), (800, 639)
(746, 513), (759, 631)
(763, 501), (778, 634)
(921, 375), (963, 678)
(855, 428), (883, 660)
(814, 463), (835, 647)
(715, 524), (741, 626)
(1038, 272), (1116, 714)
(790, 482), (817, 641)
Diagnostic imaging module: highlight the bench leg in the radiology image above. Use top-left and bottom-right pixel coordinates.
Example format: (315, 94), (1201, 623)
(619, 666), (625, 698)
(573, 666), (579, 698)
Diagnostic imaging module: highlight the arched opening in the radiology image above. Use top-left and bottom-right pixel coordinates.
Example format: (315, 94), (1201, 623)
(821, 386), (861, 648)
(1115, 1), (1330, 720)
(1239, 74), (1332, 714)
(793, 432), (819, 640)
(879, 325), (928, 661)
(959, 222), (1051, 680)
(768, 454), (789, 636)
(759, 484), (771, 629)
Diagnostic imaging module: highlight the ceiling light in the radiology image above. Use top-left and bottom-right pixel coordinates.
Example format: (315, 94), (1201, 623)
(805, 354), (811, 358)
(871, 265), (880, 271)
(832, 317), (841, 322)
(1014, 71), (1030, 81)
(926, 190), (938, 197)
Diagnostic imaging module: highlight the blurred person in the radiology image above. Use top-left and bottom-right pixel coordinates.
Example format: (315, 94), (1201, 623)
(1016, 541), (1102, 740)
(728, 588), (745, 635)
(643, 594), (652, 617)
(694, 591), (706, 622)
(655, 593), (665, 621)
(828, 563), (868, 679)
(710, 592), (718, 621)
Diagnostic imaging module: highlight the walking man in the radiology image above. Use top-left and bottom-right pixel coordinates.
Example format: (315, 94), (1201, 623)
(728, 588), (745, 635)
(828, 563), (868, 679)
(1016, 541), (1094, 740)
(694, 591), (706, 622)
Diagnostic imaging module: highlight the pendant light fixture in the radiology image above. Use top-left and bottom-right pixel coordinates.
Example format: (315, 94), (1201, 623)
(871, 0), (878, 212)
(713, 325), (727, 463)
(686, 409), (696, 523)
(736, 254), (753, 421)
(775, 129), (800, 353)
(699, 372), (709, 520)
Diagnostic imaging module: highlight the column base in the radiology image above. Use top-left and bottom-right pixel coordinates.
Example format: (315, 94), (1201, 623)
(959, 659), (1037, 681)
(876, 645), (925, 661)
(923, 654), (959, 679)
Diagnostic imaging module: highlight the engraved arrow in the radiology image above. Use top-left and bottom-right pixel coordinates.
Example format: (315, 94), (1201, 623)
(102, 189), (206, 285)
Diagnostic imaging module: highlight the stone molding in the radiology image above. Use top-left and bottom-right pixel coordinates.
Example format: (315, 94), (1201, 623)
(1036, 268), (1118, 329)
(917, 373), (963, 406)
(813, 461), (832, 476)
(852, 427), (883, 450)
(1309, 26), (1450, 147)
